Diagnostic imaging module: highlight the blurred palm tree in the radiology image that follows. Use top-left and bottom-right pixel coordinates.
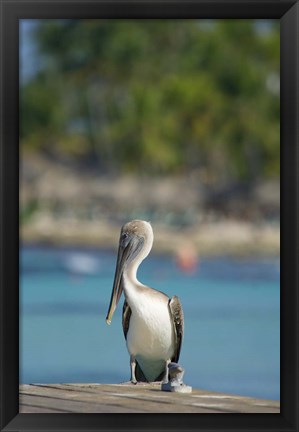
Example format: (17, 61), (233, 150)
(20, 19), (280, 182)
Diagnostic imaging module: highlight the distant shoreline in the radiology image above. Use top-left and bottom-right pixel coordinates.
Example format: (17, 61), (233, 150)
(21, 218), (280, 257)
(20, 154), (280, 257)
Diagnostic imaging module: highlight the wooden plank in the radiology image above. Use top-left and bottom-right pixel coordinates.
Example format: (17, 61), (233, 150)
(19, 383), (280, 414)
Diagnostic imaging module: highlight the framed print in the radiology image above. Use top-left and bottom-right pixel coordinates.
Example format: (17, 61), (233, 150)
(1, 0), (298, 431)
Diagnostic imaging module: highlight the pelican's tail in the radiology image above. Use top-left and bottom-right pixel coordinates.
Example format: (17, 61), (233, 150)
(135, 361), (147, 382)
(135, 358), (166, 382)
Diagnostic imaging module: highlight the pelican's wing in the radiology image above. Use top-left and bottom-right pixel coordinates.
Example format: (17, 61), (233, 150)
(122, 300), (131, 339)
(168, 295), (184, 363)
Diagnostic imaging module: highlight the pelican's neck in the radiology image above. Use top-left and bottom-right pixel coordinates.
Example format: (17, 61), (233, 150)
(123, 228), (153, 292)
(124, 259), (141, 286)
(123, 255), (146, 308)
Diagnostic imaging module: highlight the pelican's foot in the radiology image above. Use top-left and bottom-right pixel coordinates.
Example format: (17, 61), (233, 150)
(161, 362), (192, 393)
(119, 380), (138, 385)
(130, 379), (138, 385)
(162, 382), (192, 393)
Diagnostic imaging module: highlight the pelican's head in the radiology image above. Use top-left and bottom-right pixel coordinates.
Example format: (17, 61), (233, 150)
(106, 220), (153, 325)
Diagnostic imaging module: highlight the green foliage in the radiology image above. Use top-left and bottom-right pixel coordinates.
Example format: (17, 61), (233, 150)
(21, 19), (280, 181)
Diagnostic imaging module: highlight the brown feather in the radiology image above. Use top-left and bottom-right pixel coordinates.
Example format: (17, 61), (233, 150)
(122, 300), (131, 340)
(168, 295), (184, 363)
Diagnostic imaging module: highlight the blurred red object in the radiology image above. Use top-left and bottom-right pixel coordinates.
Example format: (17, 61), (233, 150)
(175, 241), (198, 274)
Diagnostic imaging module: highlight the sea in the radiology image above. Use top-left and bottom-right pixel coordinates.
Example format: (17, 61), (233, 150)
(20, 245), (280, 401)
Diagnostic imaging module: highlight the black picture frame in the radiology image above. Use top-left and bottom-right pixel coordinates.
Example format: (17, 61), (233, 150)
(1, 0), (298, 431)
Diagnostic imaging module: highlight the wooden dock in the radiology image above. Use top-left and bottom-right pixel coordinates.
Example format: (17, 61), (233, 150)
(19, 383), (280, 413)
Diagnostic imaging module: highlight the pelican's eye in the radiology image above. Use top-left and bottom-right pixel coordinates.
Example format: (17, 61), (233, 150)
(121, 232), (129, 244)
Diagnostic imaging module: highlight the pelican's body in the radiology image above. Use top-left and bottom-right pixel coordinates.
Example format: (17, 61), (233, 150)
(106, 220), (184, 383)
(125, 284), (175, 381)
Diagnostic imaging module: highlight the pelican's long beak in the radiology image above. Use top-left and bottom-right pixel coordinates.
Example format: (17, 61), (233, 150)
(106, 239), (132, 325)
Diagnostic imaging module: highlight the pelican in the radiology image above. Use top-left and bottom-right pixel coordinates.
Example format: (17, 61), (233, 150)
(106, 220), (184, 383)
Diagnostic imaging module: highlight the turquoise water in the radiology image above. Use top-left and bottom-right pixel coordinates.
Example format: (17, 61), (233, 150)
(20, 245), (280, 400)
